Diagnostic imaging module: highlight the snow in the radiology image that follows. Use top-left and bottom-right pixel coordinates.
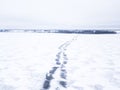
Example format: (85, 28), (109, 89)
(66, 35), (120, 90)
(0, 32), (120, 90)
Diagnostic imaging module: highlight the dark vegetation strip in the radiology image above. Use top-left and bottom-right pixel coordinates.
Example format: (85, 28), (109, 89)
(0, 29), (117, 34)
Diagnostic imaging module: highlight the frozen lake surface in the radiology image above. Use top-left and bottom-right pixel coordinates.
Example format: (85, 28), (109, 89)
(0, 33), (120, 90)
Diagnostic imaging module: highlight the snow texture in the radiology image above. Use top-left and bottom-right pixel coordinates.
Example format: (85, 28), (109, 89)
(0, 33), (120, 90)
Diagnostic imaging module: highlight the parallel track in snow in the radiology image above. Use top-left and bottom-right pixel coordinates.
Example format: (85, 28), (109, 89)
(41, 35), (78, 90)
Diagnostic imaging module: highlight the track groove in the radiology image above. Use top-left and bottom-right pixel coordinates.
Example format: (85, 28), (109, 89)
(41, 36), (78, 90)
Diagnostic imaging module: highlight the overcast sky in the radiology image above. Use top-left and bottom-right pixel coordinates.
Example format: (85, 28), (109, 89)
(0, 0), (120, 29)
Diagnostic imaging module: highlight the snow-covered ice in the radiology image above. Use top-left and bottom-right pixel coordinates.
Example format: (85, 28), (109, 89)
(66, 34), (120, 90)
(0, 33), (120, 90)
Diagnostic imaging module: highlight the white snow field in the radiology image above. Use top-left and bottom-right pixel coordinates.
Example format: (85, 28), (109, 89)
(0, 32), (120, 90)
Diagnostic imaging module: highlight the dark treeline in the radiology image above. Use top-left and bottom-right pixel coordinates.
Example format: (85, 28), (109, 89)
(0, 29), (117, 34)
(56, 30), (116, 34)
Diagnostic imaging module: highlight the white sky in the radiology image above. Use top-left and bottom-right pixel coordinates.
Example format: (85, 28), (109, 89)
(0, 0), (120, 29)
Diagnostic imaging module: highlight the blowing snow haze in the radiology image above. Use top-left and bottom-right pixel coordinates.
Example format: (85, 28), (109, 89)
(0, 0), (120, 29)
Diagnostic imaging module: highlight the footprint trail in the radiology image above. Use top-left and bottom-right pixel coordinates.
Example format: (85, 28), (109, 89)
(41, 35), (78, 90)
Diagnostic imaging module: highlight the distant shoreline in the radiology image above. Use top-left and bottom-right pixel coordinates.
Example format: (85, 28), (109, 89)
(0, 29), (118, 34)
